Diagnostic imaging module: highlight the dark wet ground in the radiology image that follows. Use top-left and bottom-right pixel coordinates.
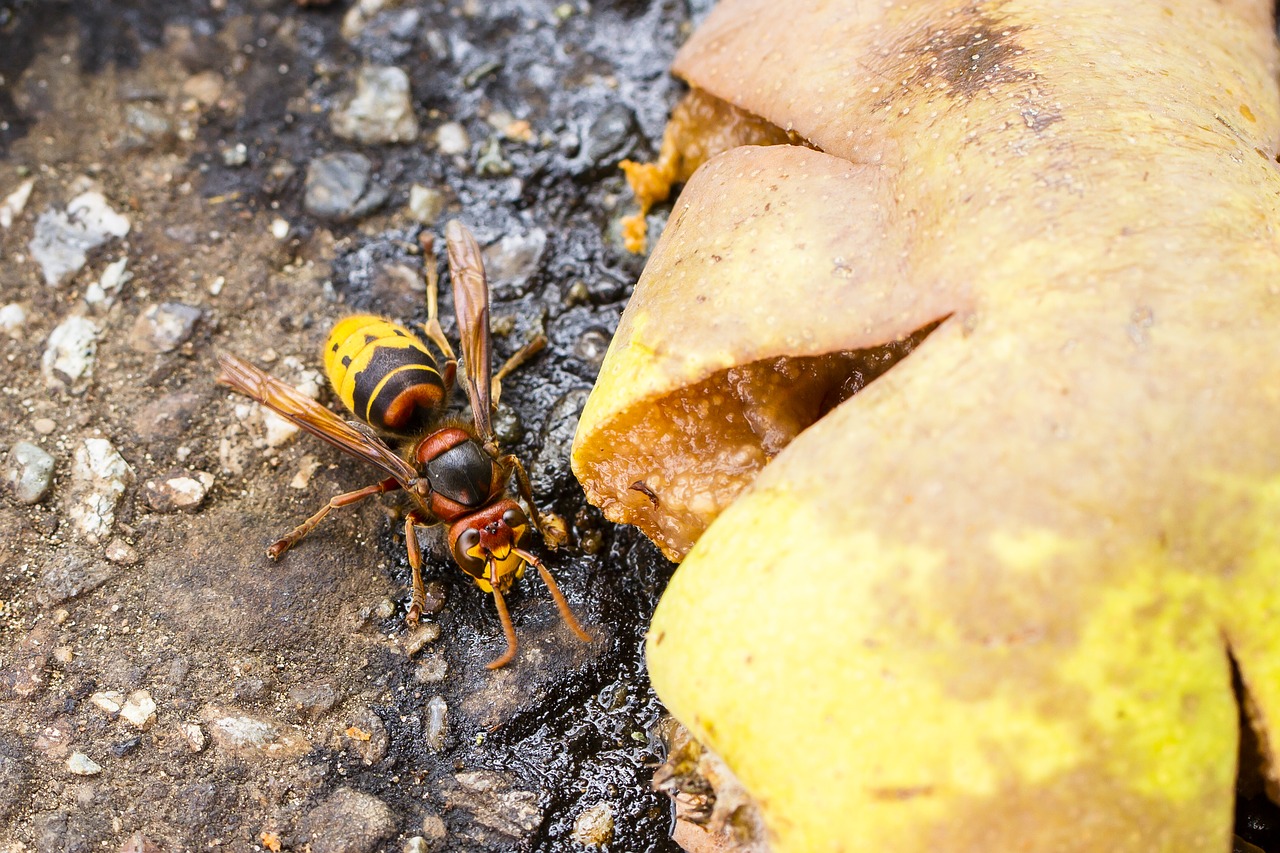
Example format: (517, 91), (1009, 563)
(0, 0), (695, 850)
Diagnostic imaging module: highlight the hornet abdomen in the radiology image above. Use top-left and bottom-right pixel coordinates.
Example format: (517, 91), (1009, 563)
(324, 315), (445, 434)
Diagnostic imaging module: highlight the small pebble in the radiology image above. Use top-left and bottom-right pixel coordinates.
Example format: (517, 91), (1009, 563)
(68, 438), (133, 544)
(374, 597), (397, 621)
(420, 813), (446, 845)
(143, 470), (213, 513)
(424, 695), (447, 753)
(52, 646), (74, 664)
(414, 652), (448, 685)
(407, 185), (445, 224)
(122, 103), (174, 149)
(130, 302), (202, 353)
(104, 538), (139, 565)
(483, 228), (547, 296)
(0, 178), (34, 229)
(91, 691), (125, 715)
(120, 689), (157, 730)
(434, 122), (470, 156)
(270, 217), (290, 240)
(0, 302), (27, 336)
(42, 314), (98, 393)
(222, 142), (249, 167)
(574, 328), (610, 367)
(348, 708), (389, 765)
(403, 838), (429, 853)
(300, 787), (396, 853)
(403, 622), (441, 656)
(5, 441), (56, 504)
(288, 683), (341, 720)
(304, 152), (389, 222)
(29, 191), (131, 286)
(83, 257), (131, 308)
(331, 65), (419, 144)
(582, 103), (637, 166)
(420, 581), (446, 615)
(181, 71), (224, 106)
(66, 752), (102, 776)
(111, 736), (143, 757)
(179, 722), (207, 753)
(571, 802), (615, 847)
(32, 417), (57, 435)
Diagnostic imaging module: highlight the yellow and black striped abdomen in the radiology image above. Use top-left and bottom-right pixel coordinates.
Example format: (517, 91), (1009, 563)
(324, 315), (445, 435)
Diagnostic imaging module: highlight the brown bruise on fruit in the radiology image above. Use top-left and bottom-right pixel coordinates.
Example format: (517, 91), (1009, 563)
(619, 88), (804, 253)
(578, 339), (932, 561)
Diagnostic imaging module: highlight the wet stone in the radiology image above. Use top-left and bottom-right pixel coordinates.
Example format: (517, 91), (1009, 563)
(331, 65), (419, 144)
(407, 184), (446, 224)
(29, 191), (131, 286)
(348, 7), (422, 63)
(130, 302), (202, 353)
(444, 769), (543, 839)
(482, 227), (547, 297)
(402, 621), (441, 656)
(43, 315), (98, 394)
(582, 103), (638, 167)
(425, 695), (447, 752)
(572, 802), (615, 847)
(5, 441), (55, 504)
(414, 652), (448, 684)
(67, 438), (133, 545)
(66, 752), (102, 776)
(574, 328), (611, 368)
(347, 707), (389, 766)
(142, 470), (213, 513)
(530, 389), (590, 497)
(304, 152), (389, 222)
(300, 787), (396, 853)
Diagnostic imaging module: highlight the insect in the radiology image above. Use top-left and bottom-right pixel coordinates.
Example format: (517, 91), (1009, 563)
(217, 220), (592, 669)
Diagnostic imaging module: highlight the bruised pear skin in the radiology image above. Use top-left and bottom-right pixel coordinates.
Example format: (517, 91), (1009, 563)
(587, 0), (1280, 849)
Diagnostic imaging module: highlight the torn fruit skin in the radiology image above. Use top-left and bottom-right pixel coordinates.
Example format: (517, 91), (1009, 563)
(574, 0), (1280, 850)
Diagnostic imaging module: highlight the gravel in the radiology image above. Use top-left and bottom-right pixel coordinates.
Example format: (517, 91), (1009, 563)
(28, 191), (131, 286)
(303, 152), (390, 221)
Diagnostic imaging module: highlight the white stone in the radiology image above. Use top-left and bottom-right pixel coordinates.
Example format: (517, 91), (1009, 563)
(83, 257), (130, 308)
(66, 751), (102, 776)
(120, 689), (157, 729)
(331, 65), (419, 144)
(0, 303), (26, 337)
(42, 314), (98, 393)
(434, 122), (470, 156)
(67, 438), (134, 544)
(90, 690), (126, 715)
(29, 191), (131, 286)
(0, 178), (34, 229)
